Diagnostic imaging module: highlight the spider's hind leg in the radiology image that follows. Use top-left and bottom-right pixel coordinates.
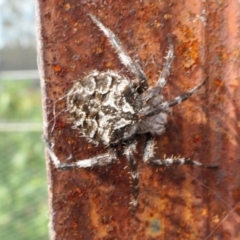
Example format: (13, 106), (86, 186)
(143, 135), (218, 169)
(43, 136), (118, 169)
(124, 140), (140, 214)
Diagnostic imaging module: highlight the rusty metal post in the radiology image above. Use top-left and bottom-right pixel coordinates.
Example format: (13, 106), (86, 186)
(36, 0), (240, 239)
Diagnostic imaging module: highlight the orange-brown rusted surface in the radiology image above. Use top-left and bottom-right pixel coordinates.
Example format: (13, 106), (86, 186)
(36, 0), (240, 239)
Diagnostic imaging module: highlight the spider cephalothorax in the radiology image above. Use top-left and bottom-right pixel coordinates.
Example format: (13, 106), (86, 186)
(45, 14), (217, 213)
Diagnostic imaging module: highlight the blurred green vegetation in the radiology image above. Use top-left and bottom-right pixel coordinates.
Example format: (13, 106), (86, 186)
(0, 79), (48, 239)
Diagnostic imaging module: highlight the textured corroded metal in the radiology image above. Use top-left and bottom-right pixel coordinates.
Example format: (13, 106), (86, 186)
(37, 0), (240, 239)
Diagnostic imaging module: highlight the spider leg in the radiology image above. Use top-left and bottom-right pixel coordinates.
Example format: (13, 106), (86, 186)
(157, 35), (174, 90)
(43, 136), (117, 170)
(139, 78), (207, 118)
(143, 136), (218, 169)
(142, 35), (174, 101)
(167, 78), (208, 108)
(124, 140), (140, 214)
(89, 14), (148, 91)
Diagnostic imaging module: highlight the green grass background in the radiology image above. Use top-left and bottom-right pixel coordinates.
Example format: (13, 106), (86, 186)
(0, 79), (48, 239)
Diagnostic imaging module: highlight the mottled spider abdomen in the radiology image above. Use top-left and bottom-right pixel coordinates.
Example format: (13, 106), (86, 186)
(67, 70), (142, 145)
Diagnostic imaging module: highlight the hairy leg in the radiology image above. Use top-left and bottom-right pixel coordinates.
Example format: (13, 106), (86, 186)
(89, 14), (148, 91)
(139, 78), (207, 118)
(143, 135), (218, 169)
(124, 140), (140, 214)
(43, 136), (117, 170)
(142, 35), (174, 102)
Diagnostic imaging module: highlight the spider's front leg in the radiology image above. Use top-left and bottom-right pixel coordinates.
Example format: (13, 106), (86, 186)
(139, 78), (208, 119)
(89, 14), (148, 91)
(142, 35), (174, 102)
(43, 136), (118, 170)
(143, 135), (218, 169)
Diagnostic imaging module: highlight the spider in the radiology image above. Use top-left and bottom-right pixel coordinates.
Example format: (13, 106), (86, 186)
(44, 14), (218, 213)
